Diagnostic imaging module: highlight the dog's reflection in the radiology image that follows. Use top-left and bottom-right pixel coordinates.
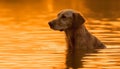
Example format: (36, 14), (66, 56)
(65, 48), (98, 69)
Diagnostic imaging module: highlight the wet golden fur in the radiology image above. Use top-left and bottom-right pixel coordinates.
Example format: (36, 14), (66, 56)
(48, 9), (106, 69)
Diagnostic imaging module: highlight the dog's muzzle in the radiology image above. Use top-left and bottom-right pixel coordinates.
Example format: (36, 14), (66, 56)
(48, 21), (64, 31)
(48, 22), (54, 28)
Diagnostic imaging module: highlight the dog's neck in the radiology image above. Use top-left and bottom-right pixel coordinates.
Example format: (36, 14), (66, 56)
(64, 24), (90, 48)
(65, 24), (89, 38)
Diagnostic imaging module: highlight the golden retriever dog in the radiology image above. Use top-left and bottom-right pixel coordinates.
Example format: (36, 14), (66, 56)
(48, 9), (106, 69)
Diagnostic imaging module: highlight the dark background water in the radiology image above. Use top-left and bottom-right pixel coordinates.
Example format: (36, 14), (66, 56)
(0, 0), (119, 69)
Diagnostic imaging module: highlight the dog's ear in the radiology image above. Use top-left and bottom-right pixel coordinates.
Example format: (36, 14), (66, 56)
(72, 12), (85, 29)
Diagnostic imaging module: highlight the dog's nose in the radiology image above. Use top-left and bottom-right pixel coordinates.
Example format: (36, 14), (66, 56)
(48, 22), (53, 27)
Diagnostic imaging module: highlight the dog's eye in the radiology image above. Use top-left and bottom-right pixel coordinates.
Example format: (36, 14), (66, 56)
(61, 15), (66, 18)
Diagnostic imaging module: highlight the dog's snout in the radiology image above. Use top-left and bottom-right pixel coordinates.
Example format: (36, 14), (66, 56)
(48, 22), (52, 25)
(48, 22), (53, 27)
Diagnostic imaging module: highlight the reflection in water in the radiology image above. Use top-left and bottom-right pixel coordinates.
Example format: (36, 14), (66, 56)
(0, 0), (119, 69)
(83, 46), (120, 69)
(66, 49), (99, 69)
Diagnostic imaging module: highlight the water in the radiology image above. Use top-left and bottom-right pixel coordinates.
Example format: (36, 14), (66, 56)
(0, 0), (120, 69)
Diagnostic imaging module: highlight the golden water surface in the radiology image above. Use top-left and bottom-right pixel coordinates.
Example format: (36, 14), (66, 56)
(0, 0), (120, 69)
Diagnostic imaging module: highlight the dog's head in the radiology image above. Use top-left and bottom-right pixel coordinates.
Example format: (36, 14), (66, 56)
(48, 9), (85, 31)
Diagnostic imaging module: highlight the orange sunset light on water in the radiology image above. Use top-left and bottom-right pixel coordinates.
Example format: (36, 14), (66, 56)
(0, 0), (120, 69)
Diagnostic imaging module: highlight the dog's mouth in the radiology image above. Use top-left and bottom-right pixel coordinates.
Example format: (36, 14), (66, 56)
(49, 26), (64, 31)
(59, 29), (64, 31)
(51, 28), (64, 32)
(49, 24), (64, 31)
